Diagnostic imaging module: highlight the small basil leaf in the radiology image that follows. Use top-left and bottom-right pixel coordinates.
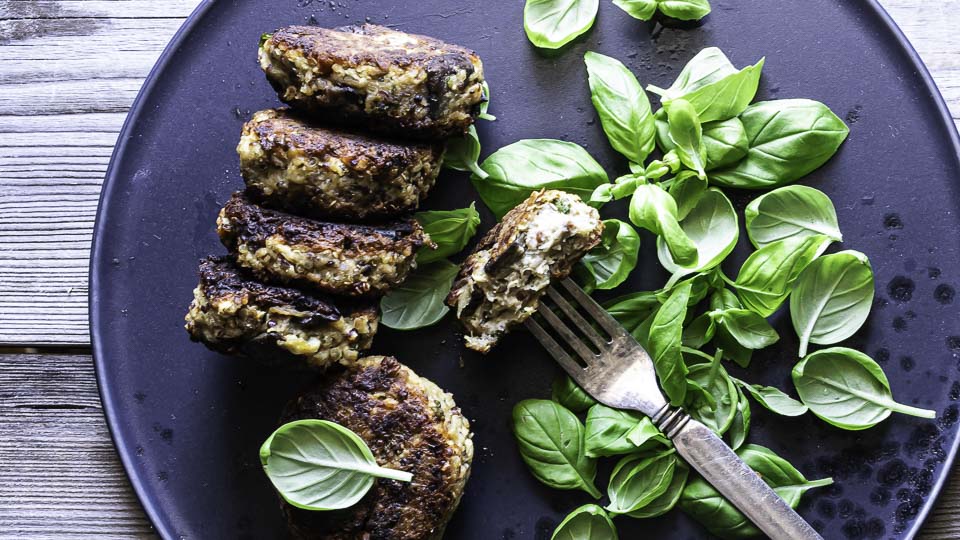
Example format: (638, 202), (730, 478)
(649, 48), (764, 123)
(612, 0), (658, 20)
(715, 309), (779, 350)
(790, 250), (875, 357)
(710, 287), (742, 311)
(551, 504), (619, 540)
(584, 405), (667, 457)
(657, 188), (738, 288)
(702, 117), (748, 170)
(714, 325), (753, 368)
(665, 99), (707, 178)
(682, 312), (716, 349)
(668, 170), (709, 220)
(380, 260), (459, 330)
(657, 0), (712, 21)
(734, 235), (831, 317)
(415, 203), (481, 264)
(680, 444), (832, 539)
(524, 0), (599, 49)
(629, 183), (698, 267)
(479, 80), (496, 120)
(648, 281), (692, 405)
(627, 461), (689, 519)
(745, 185), (842, 249)
(710, 99), (850, 189)
(443, 126), (488, 179)
(581, 219), (641, 290)
(474, 139), (608, 218)
(685, 354), (738, 435)
(606, 450), (677, 514)
(584, 51), (656, 164)
(733, 378), (808, 417)
(260, 419), (413, 511)
(792, 348), (936, 430)
(552, 375), (598, 413)
(513, 399), (601, 497)
(727, 385), (751, 451)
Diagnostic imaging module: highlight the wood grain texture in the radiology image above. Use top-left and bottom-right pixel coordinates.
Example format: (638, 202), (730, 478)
(0, 0), (958, 538)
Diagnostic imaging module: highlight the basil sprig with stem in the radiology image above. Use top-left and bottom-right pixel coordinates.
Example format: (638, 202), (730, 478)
(260, 419), (412, 511)
(380, 260), (459, 330)
(443, 126), (488, 179)
(665, 98), (707, 178)
(524, 0), (599, 49)
(513, 399), (601, 498)
(552, 504), (619, 540)
(792, 348), (936, 430)
(584, 51), (656, 165)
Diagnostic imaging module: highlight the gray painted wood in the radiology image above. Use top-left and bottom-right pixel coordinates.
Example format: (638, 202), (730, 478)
(0, 0), (958, 538)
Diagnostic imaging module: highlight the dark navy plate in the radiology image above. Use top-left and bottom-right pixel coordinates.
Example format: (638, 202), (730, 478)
(90, 1), (960, 538)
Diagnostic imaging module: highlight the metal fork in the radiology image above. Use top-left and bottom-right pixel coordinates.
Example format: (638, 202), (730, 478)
(524, 278), (823, 540)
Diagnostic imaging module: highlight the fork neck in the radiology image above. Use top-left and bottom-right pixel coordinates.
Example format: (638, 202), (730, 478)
(651, 403), (693, 438)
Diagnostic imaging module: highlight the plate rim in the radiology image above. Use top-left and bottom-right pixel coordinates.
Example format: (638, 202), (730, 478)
(88, 2), (960, 539)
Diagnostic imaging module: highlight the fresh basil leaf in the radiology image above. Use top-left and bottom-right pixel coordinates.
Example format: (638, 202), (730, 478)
(790, 250), (875, 357)
(702, 116), (748, 170)
(685, 352), (738, 435)
(474, 139), (608, 218)
(734, 235), (831, 317)
(710, 99), (850, 189)
(792, 347), (936, 430)
(415, 203), (481, 264)
(665, 99), (707, 178)
(581, 219), (641, 290)
(604, 291), (661, 336)
(657, 188), (738, 288)
(584, 51), (656, 164)
(710, 287), (741, 311)
(657, 0), (712, 20)
(649, 48), (764, 123)
(606, 450), (677, 514)
(479, 80), (496, 121)
(612, 0), (658, 20)
(552, 375), (598, 413)
(443, 126), (488, 179)
(380, 260), (458, 330)
(715, 325), (753, 368)
(513, 399), (601, 497)
(733, 378), (808, 417)
(727, 385), (751, 451)
(680, 444), (832, 539)
(648, 281), (692, 405)
(260, 419), (412, 511)
(682, 312), (716, 349)
(627, 461), (689, 519)
(524, 0), (599, 49)
(668, 170), (708, 220)
(551, 504), (619, 540)
(745, 185), (842, 249)
(629, 183), (698, 267)
(585, 404), (666, 457)
(714, 309), (779, 350)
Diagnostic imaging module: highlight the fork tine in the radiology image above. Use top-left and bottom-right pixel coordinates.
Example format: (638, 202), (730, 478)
(536, 302), (599, 364)
(524, 318), (584, 376)
(545, 286), (608, 350)
(558, 278), (628, 338)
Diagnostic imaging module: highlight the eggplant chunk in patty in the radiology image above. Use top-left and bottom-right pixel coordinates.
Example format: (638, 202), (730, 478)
(217, 193), (431, 297)
(184, 257), (377, 369)
(447, 190), (603, 353)
(279, 356), (473, 540)
(238, 109), (444, 220)
(259, 24), (485, 139)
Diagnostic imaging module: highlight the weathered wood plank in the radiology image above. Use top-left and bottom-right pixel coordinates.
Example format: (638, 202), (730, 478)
(0, 354), (155, 538)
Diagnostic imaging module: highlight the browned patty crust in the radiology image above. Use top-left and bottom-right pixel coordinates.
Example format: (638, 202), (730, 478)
(239, 109), (444, 220)
(184, 257), (377, 369)
(279, 356), (473, 540)
(259, 24), (486, 139)
(217, 193), (430, 297)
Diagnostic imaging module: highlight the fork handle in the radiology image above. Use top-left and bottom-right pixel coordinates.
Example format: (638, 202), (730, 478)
(659, 412), (824, 540)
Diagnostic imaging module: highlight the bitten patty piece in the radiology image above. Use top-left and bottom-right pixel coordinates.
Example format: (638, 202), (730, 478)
(447, 190), (603, 353)
(184, 257), (377, 369)
(238, 109), (444, 220)
(279, 356), (473, 540)
(217, 193), (430, 297)
(259, 24), (485, 139)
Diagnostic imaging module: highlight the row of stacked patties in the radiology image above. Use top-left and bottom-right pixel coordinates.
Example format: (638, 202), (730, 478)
(184, 24), (487, 370)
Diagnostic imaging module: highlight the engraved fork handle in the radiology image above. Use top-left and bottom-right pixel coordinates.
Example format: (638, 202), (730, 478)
(653, 406), (824, 540)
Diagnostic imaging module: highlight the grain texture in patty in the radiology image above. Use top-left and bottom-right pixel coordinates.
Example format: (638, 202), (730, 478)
(259, 24), (485, 139)
(447, 190), (603, 353)
(217, 193), (431, 297)
(279, 356), (473, 540)
(239, 109), (444, 220)
(184, 257), (377, 369)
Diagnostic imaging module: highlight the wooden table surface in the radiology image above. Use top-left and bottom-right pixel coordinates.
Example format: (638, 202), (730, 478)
(1, 0), (958, 537)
